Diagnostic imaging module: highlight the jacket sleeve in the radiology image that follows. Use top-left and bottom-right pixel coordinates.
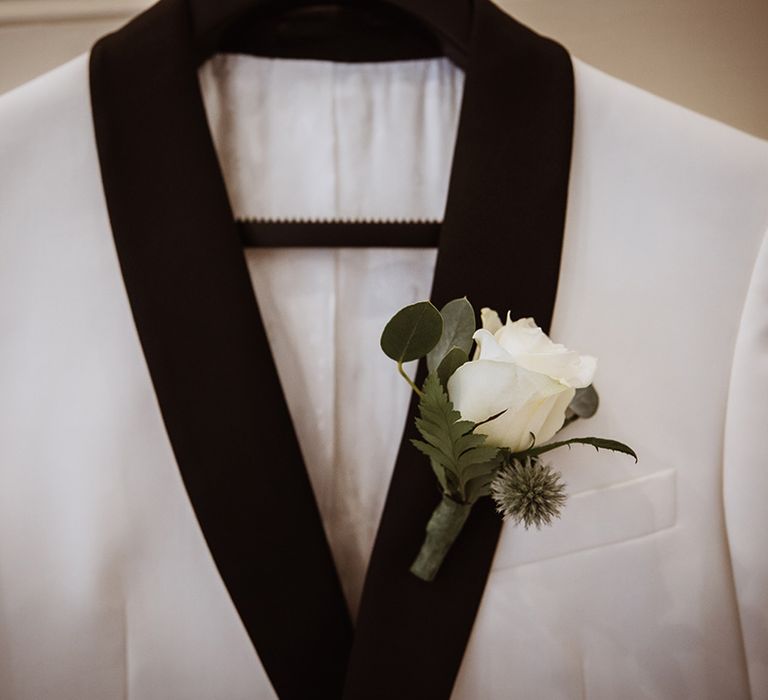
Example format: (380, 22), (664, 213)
(724, 222), (768, 699)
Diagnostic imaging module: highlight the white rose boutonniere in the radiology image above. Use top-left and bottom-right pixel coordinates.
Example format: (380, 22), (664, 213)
(380, 298), (636, 582)
(449, 311), (596, 452)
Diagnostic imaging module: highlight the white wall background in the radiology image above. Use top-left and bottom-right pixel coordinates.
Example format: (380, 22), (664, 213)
(0, 0), (766, 139)
(0, 1), (148, 92)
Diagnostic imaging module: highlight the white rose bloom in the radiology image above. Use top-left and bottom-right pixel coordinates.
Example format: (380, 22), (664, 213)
(447, 310), (597, 452)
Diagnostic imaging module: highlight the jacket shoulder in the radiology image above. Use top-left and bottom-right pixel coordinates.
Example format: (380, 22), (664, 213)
(0, 53), (94, 198)
(0, 53), (105, 249)
(571, 57), (768, 171)
(568, 57), (768, 252)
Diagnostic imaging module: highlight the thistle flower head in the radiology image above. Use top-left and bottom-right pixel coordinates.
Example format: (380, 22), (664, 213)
(490, 456), (567, 529)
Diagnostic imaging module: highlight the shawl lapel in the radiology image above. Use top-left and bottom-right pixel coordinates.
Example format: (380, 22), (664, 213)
(344, 3), (574, 697)
(89, 1), (573, 697)
(90, 1), (352, 697)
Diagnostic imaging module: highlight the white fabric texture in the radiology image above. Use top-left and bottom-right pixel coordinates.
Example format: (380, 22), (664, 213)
(200, 54), (462, 614)
(1, 44), (768, 700)
(724, 226), (768, 697)
(199, 55), (464, 222)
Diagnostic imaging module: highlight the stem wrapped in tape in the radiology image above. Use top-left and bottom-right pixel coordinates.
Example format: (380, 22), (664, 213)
(410, 496), (472, 582)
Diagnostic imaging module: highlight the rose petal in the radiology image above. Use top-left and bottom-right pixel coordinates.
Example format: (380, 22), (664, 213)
(448, 360), (574, 451)
(472, 329), (513, 362)
(535, 385), (576, 443)
(497, 315), (550, 354)
(480, 307), (503, 335)
(494, 316), (597, 388)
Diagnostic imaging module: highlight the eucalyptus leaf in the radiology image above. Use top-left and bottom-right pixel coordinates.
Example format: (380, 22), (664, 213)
(426, 297), (475, 372)
(520, 437), (638, 462)
(566, 385), (600, 420)
(436, 347), (468, 388)
(380, 301), (443, 363)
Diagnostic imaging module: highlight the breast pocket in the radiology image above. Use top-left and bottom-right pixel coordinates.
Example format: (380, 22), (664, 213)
(490, 467), (677, 571)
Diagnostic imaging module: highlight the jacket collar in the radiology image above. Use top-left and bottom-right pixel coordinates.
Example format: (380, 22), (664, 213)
(89, 1), (573, 697)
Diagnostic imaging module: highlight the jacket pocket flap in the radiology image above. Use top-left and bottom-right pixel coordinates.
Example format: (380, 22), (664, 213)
(491, 468), (676, 571)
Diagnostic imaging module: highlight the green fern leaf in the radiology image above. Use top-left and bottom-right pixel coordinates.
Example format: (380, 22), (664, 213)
(413, 373), (503, 501)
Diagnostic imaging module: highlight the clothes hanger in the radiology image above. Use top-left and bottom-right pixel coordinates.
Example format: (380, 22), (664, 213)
(186, 0), (474, 247)
(189, 0), (473, 67)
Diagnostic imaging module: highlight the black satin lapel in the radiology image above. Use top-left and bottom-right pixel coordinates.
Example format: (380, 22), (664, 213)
(344, 3), (574, 698)
(89, 1), (352, 697)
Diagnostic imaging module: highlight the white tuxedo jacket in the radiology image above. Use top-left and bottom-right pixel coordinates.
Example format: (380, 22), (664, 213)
(1, 0), (767, 697)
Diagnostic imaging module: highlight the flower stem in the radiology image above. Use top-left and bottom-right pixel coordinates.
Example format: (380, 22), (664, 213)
(397, 360), (423, 397)
(410, 496), (473, 582)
